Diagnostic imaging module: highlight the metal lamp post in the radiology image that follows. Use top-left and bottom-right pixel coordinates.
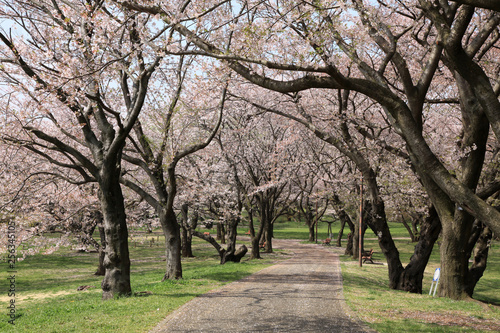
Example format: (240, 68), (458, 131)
(359, 177), (363, 267)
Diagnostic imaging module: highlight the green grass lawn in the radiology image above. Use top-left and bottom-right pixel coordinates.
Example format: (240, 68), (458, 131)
(1, 220), (499, 332)
(340, 245), (500, 332)
(272, 219), (500, 332)
(338, 229), (500, 332)
(0, 233), (282, 333)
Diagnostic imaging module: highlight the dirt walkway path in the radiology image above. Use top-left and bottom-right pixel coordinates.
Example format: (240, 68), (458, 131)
(150, 239), (374, 333)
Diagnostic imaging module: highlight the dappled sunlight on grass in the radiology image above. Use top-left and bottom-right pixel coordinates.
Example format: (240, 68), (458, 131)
(340, 238), (500, 333)
(0, 230), (283, 333)
(1, 221), (497, 332)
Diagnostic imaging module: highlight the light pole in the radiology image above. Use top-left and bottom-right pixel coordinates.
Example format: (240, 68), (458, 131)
(359, 177), (363, 267)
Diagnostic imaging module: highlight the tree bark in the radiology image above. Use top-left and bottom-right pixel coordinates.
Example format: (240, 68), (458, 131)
(98, 169), (132, 300)
(248, 208), (264, 259)
(221, 215), (240, 263)
(217, 222), (226, 244)
(232, 245), (248, 262)
(331, 194), (355, 249)
(308, 221), (315, 242)
(264, 219), (273, 253)
(465, 223), (492, 297)
(161, 208), (182, 281)
(336, 219), (345, 247)
(397, 206), (441, 293)
(95, 223), (106, 276)
(180, 203), (194, 258)
(345, 232), (354, 256)
(193, 230), (226, 261)
(364, 200), (404, 289)
(438, 73), (490, 299)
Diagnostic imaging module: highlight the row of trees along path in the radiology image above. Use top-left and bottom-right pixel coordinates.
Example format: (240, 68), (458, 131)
(0, 0), (498, 303)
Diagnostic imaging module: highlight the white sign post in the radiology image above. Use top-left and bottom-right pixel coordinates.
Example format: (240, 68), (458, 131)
(429, 268), (441, 296)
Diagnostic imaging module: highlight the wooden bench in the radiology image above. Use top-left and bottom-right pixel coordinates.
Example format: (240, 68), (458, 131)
(362, 249), (374, 264)
(322, 238), (331, 245)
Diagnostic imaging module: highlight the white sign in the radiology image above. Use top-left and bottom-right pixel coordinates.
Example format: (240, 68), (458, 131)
(433, 268), (441, 282)
(429, 268), (441, 296)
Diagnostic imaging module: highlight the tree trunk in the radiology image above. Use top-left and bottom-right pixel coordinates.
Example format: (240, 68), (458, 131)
(331, 194), (355, 252)
(180, 203), (194, 258)
(439, 210), (471, 299)
(400, 213), (417, 242)
(217, 222), (226, 244)
(193, 230), (226, 261)
(222, 216), (241, 263)
(249, 209), (263, 259)
(397, 206), (441, 293)
(308, 221), (315, 242)
(336, 218), (345, 247)
(264, 217), (273, 253)
(364, 200), (404, 290)
(233, 245), (248, 262)
(160, 208), (182, 281)
(98, 172), (132, 300)
(352, 221), (360, 260)
(345, 232), (354, 256)
(437, 74), (489, 299)
(95, 224), (106, 276)
(465, 223), (492, 297)
(250, 236), (261, 259)
(340, 211), (355, 252)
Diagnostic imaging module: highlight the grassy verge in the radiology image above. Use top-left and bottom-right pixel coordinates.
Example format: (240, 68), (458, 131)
(2, 220), (498, 332)
(271, 219), (500, 332)
(0, 233), (285, 333)
(340, 238), (500, 332)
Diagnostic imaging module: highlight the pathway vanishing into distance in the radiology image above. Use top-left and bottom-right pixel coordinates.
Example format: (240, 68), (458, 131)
(150, 239), (375, 333)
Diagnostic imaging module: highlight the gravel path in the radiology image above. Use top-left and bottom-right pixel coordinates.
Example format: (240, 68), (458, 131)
(150, 239), (374, 333)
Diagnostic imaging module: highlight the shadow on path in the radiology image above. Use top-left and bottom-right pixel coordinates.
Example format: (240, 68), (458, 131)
(150, 239), (375, 333)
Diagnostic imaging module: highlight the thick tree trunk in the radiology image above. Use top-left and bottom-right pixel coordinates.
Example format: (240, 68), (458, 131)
(98, 173), (131, 300)
(341, 212), (355, 254)
(160, 208), (182, 280)
(250, 236), (261, 259)
(364, 200), (404, 290)
(249, 209), (263, 259)
(439, 210), (471, 299)
(345, 233), (354, 256)
(397, 206), (441, 293)
(232, 245), (248, 262)
(438, 75), (489, 299)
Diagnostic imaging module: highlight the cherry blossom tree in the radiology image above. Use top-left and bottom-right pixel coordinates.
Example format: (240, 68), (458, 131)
(0, 0), (170, 299)
(119, 52), (226, 279)
(115, 0), (499, 299)
(0, 144), (102, 260)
